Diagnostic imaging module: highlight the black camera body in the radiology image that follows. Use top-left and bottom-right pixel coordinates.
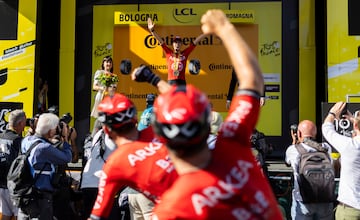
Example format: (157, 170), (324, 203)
(290, 124), (298, 133)
(56, 113), (72, 137)
(26, 114), (40, 127)
(290, 124), (298, 140)
(60, 113), (72, 124)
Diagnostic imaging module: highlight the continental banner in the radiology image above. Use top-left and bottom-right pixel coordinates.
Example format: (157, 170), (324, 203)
(0, 0), (37, 132)
(93, 2), (281, 135)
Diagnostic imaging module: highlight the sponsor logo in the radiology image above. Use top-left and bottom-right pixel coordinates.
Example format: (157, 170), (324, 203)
(260, 41), (280, 56)
(208, 63), (233, 71)
(93, 171), (107, 209)
(172, 8), (197, 23)
(128, 142), (163, 166)
(145, 34), (215, 49)
(94, 43), (112, 57)
(191, 160), (253, 215)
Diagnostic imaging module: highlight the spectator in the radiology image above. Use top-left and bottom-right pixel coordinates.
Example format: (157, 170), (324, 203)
(0, 109), (26, 220)
(132, 9), (283, 219)
(25, 113), (40, 137)
(52, 113), (80, 219)
(88, 93), (178, 220)
(58, 112), (78, 163)
(80, 128), (124, 220)
(90, 56), (114, 136)
(285, 120), (334, 219)
(206, 102), (223, 150)
(17, 113), (72, 220)
(147, 17), (207, 85)
(137, 93), (156, 131)
(226, 69), (266, 109)
(322, 102), (360, 219)
(226, 68), (238, 109)
(210, 102), (223, 135)
(48, 106), (79, 163)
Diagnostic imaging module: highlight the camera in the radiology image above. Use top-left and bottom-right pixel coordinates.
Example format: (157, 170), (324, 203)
(290, 124), (298, 133)
(290, 124), (298, 140)
(56, 113), (72, 136)
(26, 118), (34, 127)
(60, 113), (72, 124)
(26, 114), (40, 127)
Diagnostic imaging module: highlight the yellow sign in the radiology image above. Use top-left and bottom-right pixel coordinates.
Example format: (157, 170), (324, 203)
(93, 2), (282, 135)
(223, 10), (255, 23)
(0, 0), (37, 131)
(114, 12), (162, 25)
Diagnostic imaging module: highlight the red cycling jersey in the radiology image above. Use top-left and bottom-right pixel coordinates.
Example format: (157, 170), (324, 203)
(90, 126), (178, 219)
(152, 92), (283, 220)
(161, 43), (196, 81)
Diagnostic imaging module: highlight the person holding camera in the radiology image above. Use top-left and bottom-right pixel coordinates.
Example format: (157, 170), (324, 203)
(147, 17), (206, 85)
(285, 120), (333, 219)
(322, 102), (360, 219)
(17, 113), (72, 220)
(59, 112), (79, 163)
(0, 109), (27, 220)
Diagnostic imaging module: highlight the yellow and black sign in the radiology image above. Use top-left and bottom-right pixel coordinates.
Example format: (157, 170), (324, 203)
(93, 2), (281, 135)
(0, 0), (37, 132)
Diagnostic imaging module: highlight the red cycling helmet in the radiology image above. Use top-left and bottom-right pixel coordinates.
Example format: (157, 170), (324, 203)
(97, 93), (137, 128)
(153, 85), (211, 150)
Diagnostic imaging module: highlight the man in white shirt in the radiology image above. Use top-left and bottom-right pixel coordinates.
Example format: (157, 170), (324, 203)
(322, 102), (360, 219)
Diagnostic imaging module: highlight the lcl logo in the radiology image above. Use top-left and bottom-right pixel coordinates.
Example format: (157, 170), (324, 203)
(173, 8), (197, 23)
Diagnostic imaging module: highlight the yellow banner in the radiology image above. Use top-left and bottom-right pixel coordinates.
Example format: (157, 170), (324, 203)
(0, 0), (37, 131)
(93, 2), (282, 135)
(223, 10), (255, 23)
(114, 11), (162, 25)
(327, 0), (360, 102)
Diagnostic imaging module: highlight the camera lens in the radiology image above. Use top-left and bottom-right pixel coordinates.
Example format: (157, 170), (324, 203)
(290, 124), (298, 132)
(339, 119), (350, 129)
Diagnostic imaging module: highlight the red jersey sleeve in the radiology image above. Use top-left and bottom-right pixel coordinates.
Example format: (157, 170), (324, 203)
(90, 150), (129, 218)
(219, 90), (260, 145)
(161, 43), (172, 55)
(181, 43), (196, 57)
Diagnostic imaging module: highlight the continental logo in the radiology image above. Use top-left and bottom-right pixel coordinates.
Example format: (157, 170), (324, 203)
(172, 8), (197, 23)
(208, 63), (233, 71)
(223, 10), (255, 23)
(145, 34), (215, 49)
(114, 12), (161, 24)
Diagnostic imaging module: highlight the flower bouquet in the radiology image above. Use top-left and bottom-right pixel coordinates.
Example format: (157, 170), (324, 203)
(96, 71), (119, 87)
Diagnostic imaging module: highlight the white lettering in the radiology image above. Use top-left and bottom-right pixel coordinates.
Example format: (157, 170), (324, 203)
(232, 208), (251, 220)
(227, 100), (252, 123)
(191, 160), (253, 215)
(93, 172), (107, 209)
(128, 142), (163, 166)
(156, 159), (171, 169)
(192, 194), (214, 214)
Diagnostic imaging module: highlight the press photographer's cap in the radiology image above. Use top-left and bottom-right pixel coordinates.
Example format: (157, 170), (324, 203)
(173, 36), (182, 42)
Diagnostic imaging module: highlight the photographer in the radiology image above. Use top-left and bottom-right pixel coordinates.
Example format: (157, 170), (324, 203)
(59, 113), (78, 163)
(48, 106), (78, 163)
(285, 120), (333, 219)
(51, 113), (81, 219)
(25, 114), (40, 137)
(18, 113), (72, 220)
